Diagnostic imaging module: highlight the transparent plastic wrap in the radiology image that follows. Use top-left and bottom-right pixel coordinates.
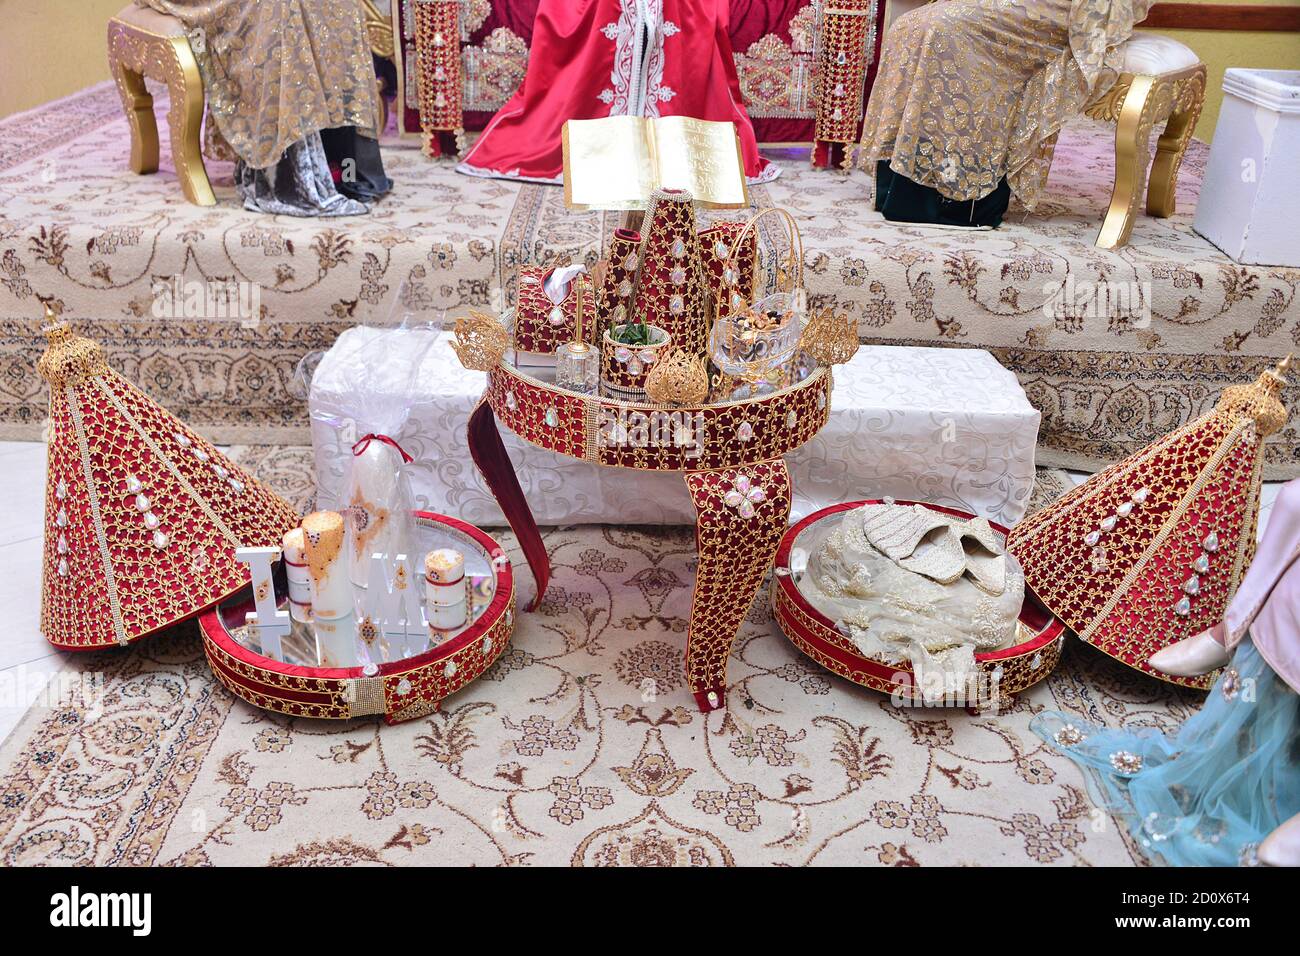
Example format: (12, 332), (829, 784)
(305, 316), (445, 589)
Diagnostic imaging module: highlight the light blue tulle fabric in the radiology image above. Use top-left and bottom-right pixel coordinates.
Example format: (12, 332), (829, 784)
(1033, 638), (1300, 866)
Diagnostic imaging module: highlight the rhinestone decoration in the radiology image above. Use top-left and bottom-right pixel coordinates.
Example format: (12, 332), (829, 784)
(482, 636), (493, 655)
(229, 479), (245, 494)
(1174, 597), (1191, 616)
(1100, 515), (1117, 532)
(55, 508), (67, 528)
(57, 557), (69, 577)
(670, 266), (687, 285)
(134, 494), (151, 513)
(56, 479), (68, 500)
(173, 432), (191, 448)
(671, 238), (686, 259)
(736, 422), (754, 442)
(544, 406), (559, 428)
(1220, 667), (1240, 701)
(444, 660), (457, 678)
(722, 474), (767, 519)
(1109, 750), (1144, 774)
(669, 294), (685, 315)
(143, 512), (160, 530)
(1117, 501), (1133, 517)
(1133, 487), (1150, 503)
(548, 306), (565, 327)
(1054, 723), (1085, 747)
(396, 677), (413, 697)
(505, 391), (518, 411)
(1203, 532), (1219, 553)
(1183, 575), (1201, 596)
(1084, 530), (1101, 546)
(617, 279), (632, 298)
(623, 252), (638, 272)
(714, 241), (728, 259)
(125, 475), (143, 493)
(192, 448), (210, 463)
(1193, 554), (1210, 574)
(151, 530), (169, 550)
(212, 463), (229, 480)
(786, 410), (797, 430)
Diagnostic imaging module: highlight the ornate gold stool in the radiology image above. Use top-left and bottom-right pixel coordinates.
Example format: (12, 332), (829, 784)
(1084, 35), (1207, 249)
(106, 3), (215, 206)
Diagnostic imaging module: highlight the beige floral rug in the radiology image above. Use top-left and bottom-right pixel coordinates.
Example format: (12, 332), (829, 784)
(0, 463), (1203, 866)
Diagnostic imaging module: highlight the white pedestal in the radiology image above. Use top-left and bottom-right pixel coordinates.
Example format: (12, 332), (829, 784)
(310, 329), (1040, 528)
(1193, 68), (1300, 267)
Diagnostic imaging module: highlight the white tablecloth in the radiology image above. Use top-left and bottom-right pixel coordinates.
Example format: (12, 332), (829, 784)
(310, 328), (1039, 527)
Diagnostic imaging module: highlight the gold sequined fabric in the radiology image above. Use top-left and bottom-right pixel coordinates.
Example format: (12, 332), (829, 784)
(858, 0), (1152, 206)
(138, 0), (380, 169)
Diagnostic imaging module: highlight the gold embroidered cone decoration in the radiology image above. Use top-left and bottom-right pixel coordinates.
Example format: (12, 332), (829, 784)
(38, 310), (300, 650)
(1006, 357), (1292, 689)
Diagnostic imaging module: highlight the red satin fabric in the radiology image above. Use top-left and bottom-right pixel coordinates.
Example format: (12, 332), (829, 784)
(460, 0), (772, 182)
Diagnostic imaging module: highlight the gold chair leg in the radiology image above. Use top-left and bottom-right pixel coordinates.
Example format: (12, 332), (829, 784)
(1146, 67), (1206, 218)
(1096, 74), (1157, 250)
(164, 36), (216, 206)
(109, 55), (159, 175)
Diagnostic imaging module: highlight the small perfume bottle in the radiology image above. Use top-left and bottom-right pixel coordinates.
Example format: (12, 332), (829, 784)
(555, 275), (599, 393)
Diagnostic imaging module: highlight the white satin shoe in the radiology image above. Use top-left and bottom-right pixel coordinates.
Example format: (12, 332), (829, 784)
(1148, 624), (1230, 677)
(1259, 812), (1300, 867)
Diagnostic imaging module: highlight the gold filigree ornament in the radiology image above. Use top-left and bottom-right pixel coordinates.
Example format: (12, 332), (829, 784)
(451, 309), (509, 371)
(644, 347), (710, 406)
(799, 305), (859, 366)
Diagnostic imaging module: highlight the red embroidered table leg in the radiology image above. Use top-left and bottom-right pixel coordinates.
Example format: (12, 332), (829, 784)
(467, 400), (550, 611)
(683, 459), (793, 712)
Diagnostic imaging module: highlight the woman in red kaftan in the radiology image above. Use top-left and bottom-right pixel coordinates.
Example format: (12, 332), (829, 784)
(457, 0), (776, 184)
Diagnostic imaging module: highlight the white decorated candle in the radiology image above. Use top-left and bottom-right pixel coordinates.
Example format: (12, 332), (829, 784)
(313, 612), (358, 669)
(425, 548), (467, 634)
(347, 440), (410, 588)
(303, 511), (353, 621)
(282, 527), (313, 624)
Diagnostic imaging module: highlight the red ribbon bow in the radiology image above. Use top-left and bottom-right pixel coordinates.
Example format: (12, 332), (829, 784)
(352, 433), (413, 464)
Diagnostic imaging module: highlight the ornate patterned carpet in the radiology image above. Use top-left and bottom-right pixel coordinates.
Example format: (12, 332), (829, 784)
(0, 457), (1205, 866)
(0, 83), (1297, 474)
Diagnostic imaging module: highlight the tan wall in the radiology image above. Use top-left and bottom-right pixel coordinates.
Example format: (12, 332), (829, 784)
(0, 0), (127, 118)
(1, 0), (1298, 141)
(1141, 0), (1300, 141)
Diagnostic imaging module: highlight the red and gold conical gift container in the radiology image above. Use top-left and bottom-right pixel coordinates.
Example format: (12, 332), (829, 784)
(38, 311), (300, 650)
(1007, 358), (1291, 689)
(630, 188), (711, 356)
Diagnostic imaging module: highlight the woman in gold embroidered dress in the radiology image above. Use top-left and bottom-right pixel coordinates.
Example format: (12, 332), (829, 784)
(858, 0), (1154, 225)
(137, 0), (391, 215)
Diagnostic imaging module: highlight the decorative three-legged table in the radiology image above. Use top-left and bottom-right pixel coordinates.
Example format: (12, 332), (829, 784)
(467, 355), (832, 712)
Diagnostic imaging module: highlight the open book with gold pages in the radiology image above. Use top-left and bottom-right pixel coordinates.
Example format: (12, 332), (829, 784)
(562, 116), (750, 210)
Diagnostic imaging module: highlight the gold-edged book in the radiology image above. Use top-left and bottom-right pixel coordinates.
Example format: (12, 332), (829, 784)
(562, 116), (750, 211)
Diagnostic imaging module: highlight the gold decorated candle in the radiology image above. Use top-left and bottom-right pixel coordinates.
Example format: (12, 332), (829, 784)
(302, 511), (353, 621)
(282, 527), (312, 624)
(425, 547), (467, 633)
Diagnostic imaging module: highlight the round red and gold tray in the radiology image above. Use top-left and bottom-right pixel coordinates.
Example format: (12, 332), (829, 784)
(198, 512), (515, 724)
(772, 500), (1066, 710)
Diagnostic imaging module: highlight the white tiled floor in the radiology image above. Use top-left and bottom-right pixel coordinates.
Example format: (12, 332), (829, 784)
(0, 443), (1288, 747)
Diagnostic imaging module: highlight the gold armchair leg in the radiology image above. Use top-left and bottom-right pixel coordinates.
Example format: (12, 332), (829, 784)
(109, 51), (159, 175)
(164, 36), (216, 206)
(1096, 74), (1157, 250)
(1147, 66), (1207, 218)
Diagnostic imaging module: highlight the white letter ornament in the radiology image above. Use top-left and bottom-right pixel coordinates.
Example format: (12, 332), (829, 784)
(235, 546), (290, 661)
